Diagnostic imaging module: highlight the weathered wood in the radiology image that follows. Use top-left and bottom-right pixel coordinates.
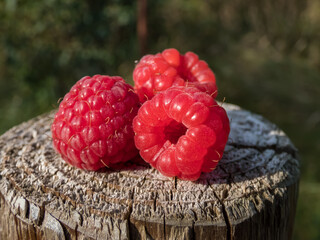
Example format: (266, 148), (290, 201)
(0, 103), (299, 240)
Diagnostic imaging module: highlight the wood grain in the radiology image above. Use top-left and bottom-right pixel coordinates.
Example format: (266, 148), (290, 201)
(0, 103), (300, 240)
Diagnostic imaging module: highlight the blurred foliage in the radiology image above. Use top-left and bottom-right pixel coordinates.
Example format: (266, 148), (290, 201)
(0, 0), (320, 239)
(0, 0), (138, 131)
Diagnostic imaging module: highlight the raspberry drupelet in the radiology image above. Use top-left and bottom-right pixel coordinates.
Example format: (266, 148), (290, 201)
(133, 86), (230, 181)
(133, 48), (218, 103)
(51, 75), (140, 171)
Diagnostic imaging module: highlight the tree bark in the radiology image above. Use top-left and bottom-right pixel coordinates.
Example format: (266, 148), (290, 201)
(0, 103), (300, 240)
(137, 0), (147, 56)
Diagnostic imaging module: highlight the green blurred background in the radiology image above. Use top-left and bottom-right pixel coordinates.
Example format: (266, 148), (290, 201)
(0, 0), (319, 238)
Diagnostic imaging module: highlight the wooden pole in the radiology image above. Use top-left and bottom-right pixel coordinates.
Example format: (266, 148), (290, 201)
(0, 103), (299, 239)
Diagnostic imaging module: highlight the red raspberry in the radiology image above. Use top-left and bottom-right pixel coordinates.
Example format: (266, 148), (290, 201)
(133, 48), (217, 102)
(51, 75), (140, 171)
(133, 86), (230, 181)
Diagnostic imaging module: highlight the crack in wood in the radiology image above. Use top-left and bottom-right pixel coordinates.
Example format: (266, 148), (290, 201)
(163, 213), (166, 240)
(211, 183), (231, 240)
(221, 203), (232, 240)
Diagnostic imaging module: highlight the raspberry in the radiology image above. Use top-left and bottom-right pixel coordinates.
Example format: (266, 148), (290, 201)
(133, 86), (230, 181)
(51, 75), (140, 171)
(133, 48), (217, 102)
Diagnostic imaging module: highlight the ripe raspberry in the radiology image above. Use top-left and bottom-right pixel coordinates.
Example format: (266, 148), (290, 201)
(51, 75), (140, 171)
(133, 86), (230, 181)
(133, 48), (217, 102)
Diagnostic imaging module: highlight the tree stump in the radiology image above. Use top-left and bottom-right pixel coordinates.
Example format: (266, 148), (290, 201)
(0, 103), (299, 240)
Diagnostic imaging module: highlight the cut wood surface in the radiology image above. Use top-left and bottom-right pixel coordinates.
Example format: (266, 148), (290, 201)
(0, 103), (300, 240)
